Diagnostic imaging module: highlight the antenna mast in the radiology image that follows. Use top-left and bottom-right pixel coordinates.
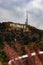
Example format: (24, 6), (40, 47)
(25, 12), (28, 25)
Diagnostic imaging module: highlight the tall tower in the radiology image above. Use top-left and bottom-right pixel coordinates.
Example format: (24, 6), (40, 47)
(25, 12), (28, 25)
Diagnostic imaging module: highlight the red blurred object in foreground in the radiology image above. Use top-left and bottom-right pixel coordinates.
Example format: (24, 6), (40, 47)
(33, 46), (43, 65)
(3, 41), (43, 65)
(4, 41), (18, 59)
(25, 47), (34, 65)
(4, 41), (25, 65)
(0, 61), (2, 65)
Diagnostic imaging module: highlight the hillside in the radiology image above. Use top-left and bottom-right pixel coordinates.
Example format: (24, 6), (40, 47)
(0, 22), (43, 49)
(0, 22), (43, 65)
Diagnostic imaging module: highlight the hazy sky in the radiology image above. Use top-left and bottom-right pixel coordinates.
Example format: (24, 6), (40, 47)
(0, 0), (43, 29)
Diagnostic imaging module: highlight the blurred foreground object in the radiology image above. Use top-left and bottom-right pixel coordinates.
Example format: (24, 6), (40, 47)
(3, 41), (43, 65)
(0, 61), (2, 65)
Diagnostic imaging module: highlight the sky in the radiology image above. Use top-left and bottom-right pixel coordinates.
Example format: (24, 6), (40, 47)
(0, 0), (43, 30)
